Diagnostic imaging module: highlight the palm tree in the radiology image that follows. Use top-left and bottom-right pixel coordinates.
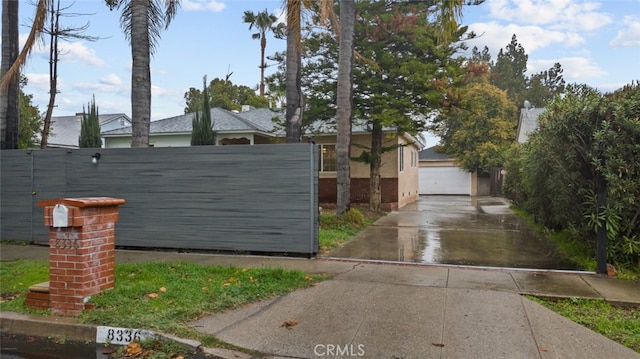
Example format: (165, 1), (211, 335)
(242, 9), (280, 97)
(1, 0), (50, 90)
(106, 0), (180, 147)
(283, 0), (335, 144)
(1, 0), (51, 149)
(284, 0), (304, 143)
(335, 0), (355, 216)
(1, 0), (20, 149)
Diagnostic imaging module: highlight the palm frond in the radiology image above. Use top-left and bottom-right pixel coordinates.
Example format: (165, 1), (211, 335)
(0, 0), (51, 90)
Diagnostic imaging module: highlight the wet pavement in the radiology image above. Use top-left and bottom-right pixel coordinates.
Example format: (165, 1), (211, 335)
(0, 332), (110, 359)
(2, 243), (639, 359)
(328, 196), (578, 270)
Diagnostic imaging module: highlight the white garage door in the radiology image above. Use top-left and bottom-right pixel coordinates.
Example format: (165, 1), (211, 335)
(420, 166), (471, 195)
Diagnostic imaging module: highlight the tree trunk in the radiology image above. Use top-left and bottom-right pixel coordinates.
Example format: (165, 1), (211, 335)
(130, 0), (151, 147)
(285, 0), (302, 143)
(259, 35), (266, 97)
(41, 0), (60, 149)
(335, 0), (355, 217)
(1, 0), (19, 149)
(369, 121), (383, 212)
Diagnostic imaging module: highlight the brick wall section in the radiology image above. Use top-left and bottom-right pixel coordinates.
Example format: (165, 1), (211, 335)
(24, 282), (50, 310)
(319, 178), (399, 209)
(36, 197), (125, 316)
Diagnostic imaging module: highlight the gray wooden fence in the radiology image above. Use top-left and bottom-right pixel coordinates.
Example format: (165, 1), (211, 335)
(0, 145), (318, 255)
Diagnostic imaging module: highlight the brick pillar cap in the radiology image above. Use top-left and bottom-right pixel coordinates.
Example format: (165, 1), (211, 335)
(37, 197), (126, 208)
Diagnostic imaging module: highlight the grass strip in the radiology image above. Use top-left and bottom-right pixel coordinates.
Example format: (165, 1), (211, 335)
(527, 296), (640, 353)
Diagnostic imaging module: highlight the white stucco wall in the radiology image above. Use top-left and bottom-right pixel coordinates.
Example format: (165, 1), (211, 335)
(104, 134), (192, 148)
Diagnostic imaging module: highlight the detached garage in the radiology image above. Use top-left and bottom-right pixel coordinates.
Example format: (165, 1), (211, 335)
(419, 146), (475, 196)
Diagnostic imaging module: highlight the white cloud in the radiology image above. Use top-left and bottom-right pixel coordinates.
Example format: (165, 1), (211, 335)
(274, 7), (286, 25)
(73, 82), (121, 93)
(100, 74), (122, 86)
(23, 73), (51, 92)
(152, 85), (183, 100)
(182, 0), (225, 12)
(610, 16), (640, 47)
(486, 0), (612, 31)
(94, 99), (131, 116)
(529, 57), (607, 79)
(467, 22), (584, 56)
(151, 85), (171, 97)
(58, 42), (105, 67)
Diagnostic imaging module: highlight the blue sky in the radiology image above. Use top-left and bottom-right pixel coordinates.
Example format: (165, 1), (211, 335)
(13, 0), (640, 123)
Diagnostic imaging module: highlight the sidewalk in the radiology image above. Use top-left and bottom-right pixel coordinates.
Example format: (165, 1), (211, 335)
(1, 243), (639, 358)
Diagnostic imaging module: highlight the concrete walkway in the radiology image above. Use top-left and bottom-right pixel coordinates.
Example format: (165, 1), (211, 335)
(1, 244), (639, 358)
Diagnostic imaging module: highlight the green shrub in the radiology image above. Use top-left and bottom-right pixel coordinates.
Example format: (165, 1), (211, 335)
(340, 208), (365, 227)
(505, 82), (640, 268)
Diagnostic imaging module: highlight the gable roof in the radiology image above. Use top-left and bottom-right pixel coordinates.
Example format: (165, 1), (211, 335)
(517, 108), (545, 143)
(47, 113), (130, 148)
(102, 107), (284, 136)
(102, 107), (425, 148)
(419, 146), (452, 161)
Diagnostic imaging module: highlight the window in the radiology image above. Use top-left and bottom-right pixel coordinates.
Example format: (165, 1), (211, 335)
(318, 144), (336, 172)
(399, 145), (404, 172)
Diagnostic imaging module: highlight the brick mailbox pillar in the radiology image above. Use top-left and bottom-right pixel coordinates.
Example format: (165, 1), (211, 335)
(34, 197), (126, 316)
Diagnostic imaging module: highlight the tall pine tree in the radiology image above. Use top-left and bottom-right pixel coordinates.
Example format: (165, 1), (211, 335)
(79, 95), (102, 148)
(491, 34), (528, 108)
(191, 75), (215, 146)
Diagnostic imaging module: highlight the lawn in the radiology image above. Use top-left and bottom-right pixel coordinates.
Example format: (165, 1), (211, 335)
(0, 259), (325, 355)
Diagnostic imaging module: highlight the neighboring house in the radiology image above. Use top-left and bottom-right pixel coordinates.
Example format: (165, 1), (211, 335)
(311, 123), (422, 210)
(102, 107), (421, 209)
(516, 108), (545, 143)
(418, 146), (486, 196)
(102, 107), (282, 147)
(46, 113), (131, 149)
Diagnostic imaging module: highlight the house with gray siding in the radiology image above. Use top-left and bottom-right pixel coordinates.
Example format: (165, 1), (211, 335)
(516, 108), (545, 143)
(46, 113), (131, 149)
(102, 107), (282, 147)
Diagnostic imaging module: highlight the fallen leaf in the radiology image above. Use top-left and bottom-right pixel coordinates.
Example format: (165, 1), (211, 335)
(539, 347), (548, 352)
(223, 282), (231, 287)
(173, 356), (184, 359)
(127, 342), (143, 355)
(159, 287), (167, 293)
(202, 287), (209, 291)
(431, 343), (445, 347)
(281, 319), (298, 329)
(304, 275), (313, 281)
(146, 293), (159, 299)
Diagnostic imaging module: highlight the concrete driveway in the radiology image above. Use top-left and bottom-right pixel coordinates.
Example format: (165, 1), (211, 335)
(328, 196), (578, 270)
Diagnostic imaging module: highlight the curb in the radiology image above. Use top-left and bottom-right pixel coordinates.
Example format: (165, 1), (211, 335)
(0, 311), (256, 359)
(0, 311), (95, 342)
